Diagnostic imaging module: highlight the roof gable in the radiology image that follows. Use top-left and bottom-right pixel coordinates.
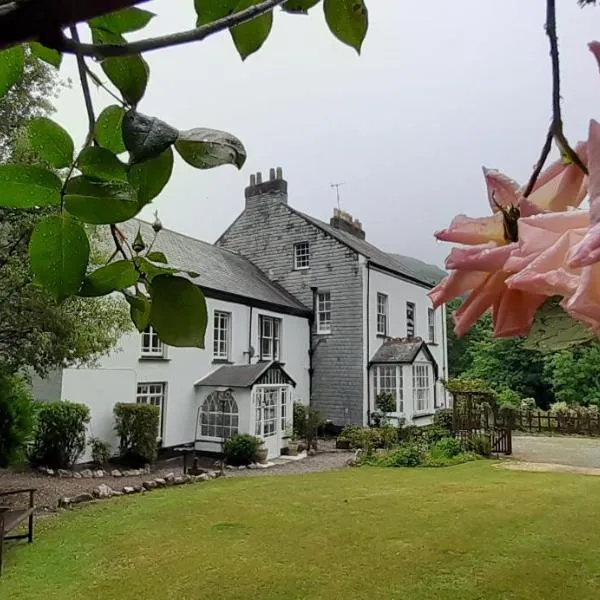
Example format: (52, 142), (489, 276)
(370, 337), (439, 378)
(194, 361), (296, 388)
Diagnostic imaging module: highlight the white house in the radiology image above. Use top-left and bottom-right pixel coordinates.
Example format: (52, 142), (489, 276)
(32, 220), (311, 461)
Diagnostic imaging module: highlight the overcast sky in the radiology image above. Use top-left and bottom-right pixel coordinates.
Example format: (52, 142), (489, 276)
(53, 0), (600, 266)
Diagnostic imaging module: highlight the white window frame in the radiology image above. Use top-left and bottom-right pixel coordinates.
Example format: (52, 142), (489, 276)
(141, 325), (164, 357)
(136, 382), (166, 439)
(376, 293), (388, 336)
(406, 302), (416, 338)
(259, 316), (281, 361)
(428, 308), (436, 343)
(294, 241), (310, 270)
(213, 311), (231, 360)
(200, 391), (239, 441)
(412, 363), (431, 414)
(372, 365), (403, 414)
(317, 291), (332, 334)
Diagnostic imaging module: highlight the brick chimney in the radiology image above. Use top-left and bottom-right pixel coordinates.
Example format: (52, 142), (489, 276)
(244, 167), (287, 209)
(330, 208), (365, 240)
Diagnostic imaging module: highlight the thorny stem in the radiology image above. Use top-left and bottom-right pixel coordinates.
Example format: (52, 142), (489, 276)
(60, 0), (288, 58)
(84, 65), (127, 107)
(524, 0), (588, 198)
(110, 225), (128, 261)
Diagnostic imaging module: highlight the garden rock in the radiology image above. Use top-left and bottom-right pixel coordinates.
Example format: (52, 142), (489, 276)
(57, 469), (72, 478)
(122, 486), (135, 494)
(92, 470), (104, 478)
(154, 478), (167, 487)
(164, 472), (175, 484)
(96, 484), (113, 499)
(308, 449), (317, 457)
(112, 490), (123, 497)
(237, 465), (246, 471)
(134, 485), (144, 493)
(80, 469), (93, 478)
(123, 469), (141, 477)
(225, 465), (235, 470)
(111, 469), (122, 477)
(72, 471), (82, 479)
(58, 496), (70, 508)
(198, 474), (210, 481)
(173, 476), (186, 485)
(70, 493), (94, 505)
(143, 480), (157, 490)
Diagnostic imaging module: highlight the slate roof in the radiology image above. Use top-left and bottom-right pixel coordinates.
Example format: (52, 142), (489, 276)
(370, 338), (426, 364)
(194, 362), (295, 388)
(290, 209), (438, 288)
(120, 220), (309, 315)
(389, 254), (446, 286)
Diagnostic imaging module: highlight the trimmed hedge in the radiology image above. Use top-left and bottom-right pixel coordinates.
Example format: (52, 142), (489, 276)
(223, 434), (262, 466)
(30, 401), (90, 469)
(114, 403), (159, 466)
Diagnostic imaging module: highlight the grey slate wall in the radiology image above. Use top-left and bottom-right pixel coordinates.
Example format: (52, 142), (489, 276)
(217, 170), (365, 425)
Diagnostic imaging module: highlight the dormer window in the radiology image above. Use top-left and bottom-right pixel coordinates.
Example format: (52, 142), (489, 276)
(294, 241), (310, 270)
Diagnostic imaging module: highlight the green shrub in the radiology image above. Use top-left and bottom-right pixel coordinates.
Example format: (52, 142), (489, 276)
(496, 388), (521, 407)
(498, 403), (518, 428)
(443, 378), (494, 395)
(114, 403), (159, 466)
(30, 402), (90, 469)
(379, 424), (399, 450)
(293, 403), (323, 449)
(464, 434), (492, 457)
(293, 402), (307, 439)
(521, 397), (536, 411)
(376, 392), (396, 414)
(223, 434), (261, 466)
(421, 424), (449, 444)
(423, 451), (478, 468)
(380, 442), (425, 468)
(429, 436), (461, 459)
(398, 424), (421, 443)
(338, 425), (383, 453)
(0, 374), (36, 467)
(433, 408), (453, 433)
(89, 437), (112, 466)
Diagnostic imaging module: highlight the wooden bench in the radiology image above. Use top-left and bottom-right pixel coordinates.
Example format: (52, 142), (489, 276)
(0, 488), (35, 576)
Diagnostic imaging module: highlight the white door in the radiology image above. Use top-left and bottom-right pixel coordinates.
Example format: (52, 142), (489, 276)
(255, 386), (289, 459)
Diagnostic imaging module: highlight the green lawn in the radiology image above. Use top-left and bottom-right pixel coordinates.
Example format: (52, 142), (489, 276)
(3, 462), (600, 599)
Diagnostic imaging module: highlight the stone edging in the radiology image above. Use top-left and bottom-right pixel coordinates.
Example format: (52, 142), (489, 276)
(57, 471), (222, 508)
(38, 466), (150, 479)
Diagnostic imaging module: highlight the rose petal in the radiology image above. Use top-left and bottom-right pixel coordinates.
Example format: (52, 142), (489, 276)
(565, 262), (600, 330)
(428, 270), (487, 309)
(435, 213), (505, 245)
(445, 243), (513, 272)
(492, 288), (546, 337)
(483, 168), (519, 214)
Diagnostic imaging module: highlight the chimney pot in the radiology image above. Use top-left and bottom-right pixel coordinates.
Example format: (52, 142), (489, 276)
(276, 166), (282, 179)
(256, 171), (262, 184)
(250, 174), (256, 186)
(244, 166), (288, 205)
(269, 168), (275, 181)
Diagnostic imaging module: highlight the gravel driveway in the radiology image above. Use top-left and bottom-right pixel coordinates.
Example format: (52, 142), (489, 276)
(0, 443), (351, 511)
(512, 434), (600, 468)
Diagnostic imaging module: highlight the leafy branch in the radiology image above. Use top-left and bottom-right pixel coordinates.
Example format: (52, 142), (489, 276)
(60, 0), (289, 58)
(523, 0), (588, 198)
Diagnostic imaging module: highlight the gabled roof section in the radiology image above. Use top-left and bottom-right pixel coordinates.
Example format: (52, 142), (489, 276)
(288, 208), (435, 288)
(370, 337), (438, 377)
(194, 361), (295, 388)
(120, 220), (309, 316)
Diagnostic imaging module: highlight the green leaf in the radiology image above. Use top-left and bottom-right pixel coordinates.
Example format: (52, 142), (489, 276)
(522, 297), (596, 353)
(134, 256), (178, 281)
(64, 176), (139, 224)
(128, 147), (174, 206)
(79, 260), (139, 297)
(147, 251), (168, 264)
(29, 42), (62, 67)
(77, 146), (128, 182)
(282, 0), (320, 13)
(29, 214), (90, 303)
(0, 45), (24, 99)
(323, 0), (368, 54)
(195, 0), (238, 25)
(95, 105), (126, 154)
(122, 110), (179, 163)
(230, 0), (274, 60)
(26, 117), (74, 169)
(149, 275), (207, 347)
(90, 7), (155, 33)
(125, 291), (151, 332)
(174, 128), (246, 170)
(0, 164), (61, 208)
(101, 54), (149, 106)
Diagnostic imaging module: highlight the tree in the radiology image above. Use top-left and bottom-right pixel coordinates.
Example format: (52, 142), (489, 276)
(0, 53), (131, 376)
(544, 343), (600, 407)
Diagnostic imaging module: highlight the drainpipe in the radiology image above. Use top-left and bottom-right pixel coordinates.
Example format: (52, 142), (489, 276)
(441, 303), (448, 406)
(365, 262), (371, 426)
(247, 306), (253, 365)
(309, 287), (317, 402)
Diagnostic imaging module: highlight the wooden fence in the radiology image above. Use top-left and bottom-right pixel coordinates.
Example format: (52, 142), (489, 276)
(517, 411), (600, 436)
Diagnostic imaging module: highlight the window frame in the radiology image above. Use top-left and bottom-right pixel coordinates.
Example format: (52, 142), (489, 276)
(406, 301), (416, 338)
(259, 315), (282, 361)
(293, 241), (310, 270)
(200, 391), (239, 441)
(376, 292), (388, 336)
(428, 308), (436, 343)
(317, 291), (332, 335)
(136, 382), (166, 439)
(140, 325), (164, 358)
(412, 363), (431, 414)
(213, 310), (231, 361)
(372, 365), (404, 414)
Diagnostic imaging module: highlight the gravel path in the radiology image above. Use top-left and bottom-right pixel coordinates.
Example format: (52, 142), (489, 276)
(512, 434), (600, 468)
(0, 443), (352, 511)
